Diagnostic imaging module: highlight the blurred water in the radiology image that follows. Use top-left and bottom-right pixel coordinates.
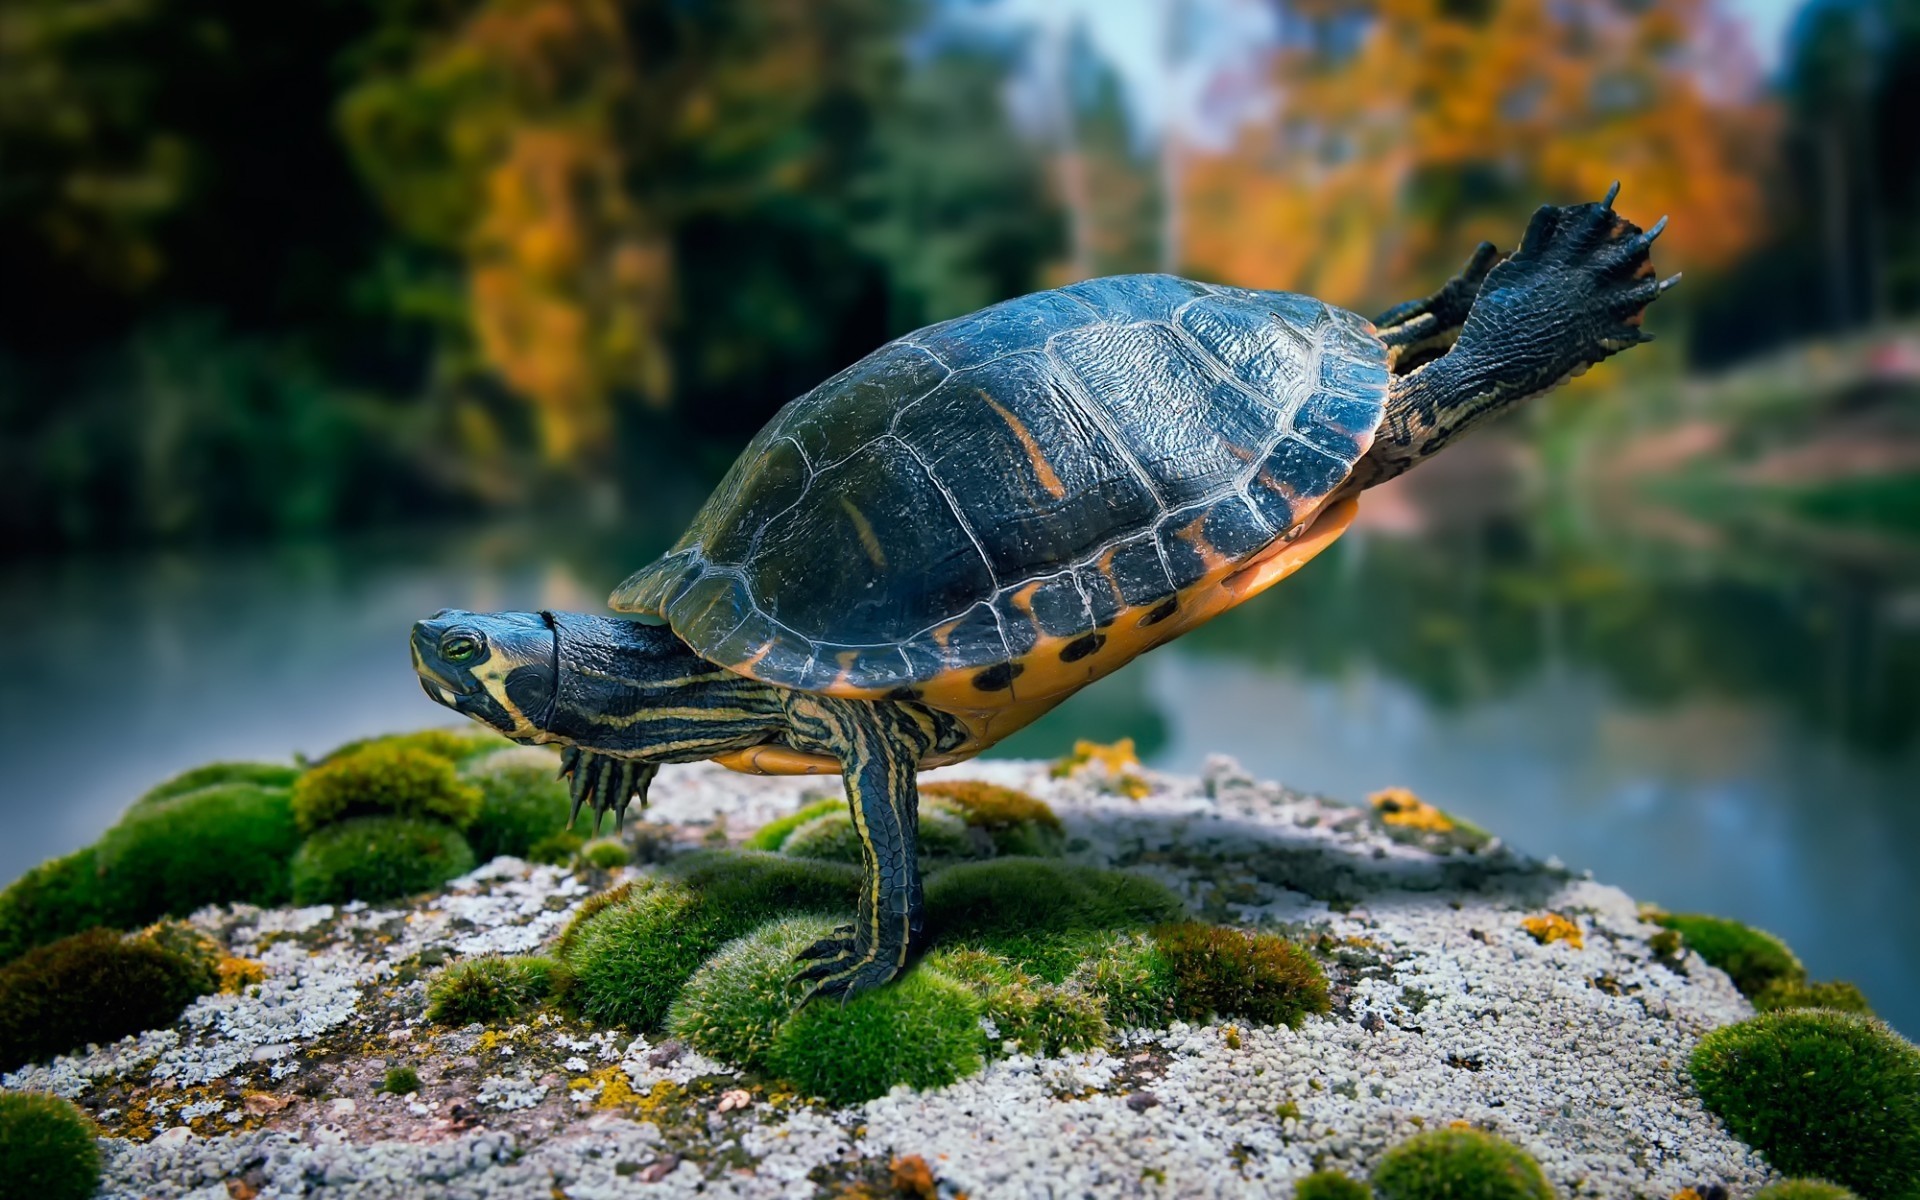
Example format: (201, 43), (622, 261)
(3, 505), (1915, 1037)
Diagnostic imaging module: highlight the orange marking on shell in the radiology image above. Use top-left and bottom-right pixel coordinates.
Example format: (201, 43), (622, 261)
(979, 390), (1067, 500)
(1176, 511), (1232, 572)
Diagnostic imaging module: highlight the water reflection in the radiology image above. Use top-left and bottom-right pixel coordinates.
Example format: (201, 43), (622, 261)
(2, 493), (1915, 1037)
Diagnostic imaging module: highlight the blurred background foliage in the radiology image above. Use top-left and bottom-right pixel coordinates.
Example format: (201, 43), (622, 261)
(6, 0), (1915, 549)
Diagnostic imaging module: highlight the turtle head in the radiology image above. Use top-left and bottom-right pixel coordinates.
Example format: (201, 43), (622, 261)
(411, 609), (558, 742)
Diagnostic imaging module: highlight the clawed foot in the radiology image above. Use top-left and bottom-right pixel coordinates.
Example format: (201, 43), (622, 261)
(792, 925), (908, 1003)
(558, 748), (659, 834)
(1460, 181), (1680, 385)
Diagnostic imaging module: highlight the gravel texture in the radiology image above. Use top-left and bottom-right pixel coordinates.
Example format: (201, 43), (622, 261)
(3, 756), (1775, 1198)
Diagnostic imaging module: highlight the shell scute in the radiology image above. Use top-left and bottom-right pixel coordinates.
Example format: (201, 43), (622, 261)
(788, 341), (947, 466)
(1060, 273), (1213, 322)
(908, 289), (1091, 371)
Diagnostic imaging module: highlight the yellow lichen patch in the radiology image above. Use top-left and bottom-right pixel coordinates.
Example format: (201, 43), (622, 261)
(1049, 738), (1151, 798)
(1672, 1189), (1704, 1200)
(919, 781), (1062, 833)
(1521, 913), (1585, 949)
(1368, 788), (1456, 833)
(218, 956), (267, 993)
(891, 1154), (939, 1200)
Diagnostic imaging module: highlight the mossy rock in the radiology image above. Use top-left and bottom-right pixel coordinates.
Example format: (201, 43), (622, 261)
(426, 955), (561, 1025)
(93, 782), (301, 924)
(781, 807), (976, 866)
(461, 747), (576, 862)
(1754, 978), (1873, 1016)
(742, 798), (845, 852)
(920, 780), (1065, 857)
(1689, 1010), (1920, 1199)
(1370, 1129), (1554, 1200)
(0, 927), (218, 1071)
(1752, 1183), (1863, 1200)
(1066, 931), (1179, 1029)
(1293, 1170), (1371, 1200)
(0, 850), (104, 965)
(528, 831), (586, 866)
(135, 761), (301, 807)
(1649, 912), (1804, 998)
(923, 859), (1186, 949)
(578, 839), (630, 870)
(926, 946), (1108, 1056)
(289, 816), (476, 905)
(668, 916), (839, 1069)
(1151, 921), (1330, 1029)
(558, 855), (858, 1030)
(320, 727), (509, 765)
(0, 1091), (101, 1200)
(291, 746), (481, 834)
(764, 966), (984, 1106)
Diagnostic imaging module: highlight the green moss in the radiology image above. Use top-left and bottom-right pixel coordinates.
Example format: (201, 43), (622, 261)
(928, 947), (1107, 1055)
(1650, 912), (1804, 998)
(1151, 922), (1329, 1029)
(0, 851), (104, 964)
(462, 747), (574, 862)
(1754, 978), (1873, 1016)
(136, 760), (301, 807)
(668, 916), (838, 1069)
(528, 830), (586, 865)
(1067, 931), (1179, 1029)
(1293, 1169), (1371, 1200)
(289, 815), (476, 905)
(382, 1065), (421, 1095)
(1751, 1182), (1863, 1200)
(426, 955), (559, 1025)
(0, 927), (219, 1071)
(765, 967), (984, 1105)
(558, 854), (857, 1030)
(742, 798), (845, 852)
(0, 1091), (101, 1200)
(923, 859), (1186, 947)
(579, 839), (631, 870)
(93, 782), (301, 923)
(291, 746), (481, 834)
(321, 727), (508, 765)
(1371, 1129), (1554, 1200)
(920, 780), (1065, 856)
(1689, 1010), (1920, 1198)
(781, 807), (975, 866)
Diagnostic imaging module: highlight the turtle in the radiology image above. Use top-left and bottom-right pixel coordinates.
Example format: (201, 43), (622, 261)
(413, 186), (1675, 1000)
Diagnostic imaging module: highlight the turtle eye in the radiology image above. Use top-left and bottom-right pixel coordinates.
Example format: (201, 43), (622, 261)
(441, 633), (481, 663)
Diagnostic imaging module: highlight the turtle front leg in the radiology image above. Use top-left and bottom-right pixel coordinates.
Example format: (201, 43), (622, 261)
(782, 695), (938, 1002)
(1374, 240), (1503, 372)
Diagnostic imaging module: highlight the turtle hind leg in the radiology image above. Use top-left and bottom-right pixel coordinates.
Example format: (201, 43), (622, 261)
(782, 695), (937, 1004)
(1374, 240), (1503, 373)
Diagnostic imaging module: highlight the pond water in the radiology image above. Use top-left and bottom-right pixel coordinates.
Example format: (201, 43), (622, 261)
(4, 478), (1917, 1038)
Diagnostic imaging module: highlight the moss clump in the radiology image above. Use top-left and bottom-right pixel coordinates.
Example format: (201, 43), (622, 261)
(382, 1065), (421, 1095)
(0, 851), (104, 964)
(742, 798), (845, 852)
(1754, 978), (1873, 1016)
(765, 967), (983, 1106)
(1293, 1169), (1371, 1200)
(136, 761), (301, 807)
(1370, 1129), (1554, 1200)
(1689, 1010), (1920, 1198)
(462, 748), (574, 862)
(1649, 912), (1804, 998)
(426, 955), (559, 1025)
(559, 855), (857, 1030)
(923, 859), (1185, 947)
(1751, 1183), (1862, 1200)
(93, 782), (301, 923)
(0, 928), (218, 1071)
(579, 839), (631, 870)
(920, 780), (1065, 856)
(528, 830), (586, 865)
(0, 1091), (101, 1200)
(928, 947), (1107, 1055)
(289, 815), (476, 905)
(320, 727), (506, 765)
(1068, 931), (1179, 1029)
(291, 746), (481, 834)
(781, 807), (975, 866)
(668, 916), (838, 1068)
(1151, 922), (1329, 1029)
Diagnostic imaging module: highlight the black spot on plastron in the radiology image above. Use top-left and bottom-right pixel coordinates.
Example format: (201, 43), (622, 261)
(971, 662), (1023, 692)
(886, 686), (920, 702)
(1060, 632), (1106, 663)
(1140, 597), (1179, 627)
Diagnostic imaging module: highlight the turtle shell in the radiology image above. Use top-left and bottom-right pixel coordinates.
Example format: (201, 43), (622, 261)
(613, 273), (1388, 754)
